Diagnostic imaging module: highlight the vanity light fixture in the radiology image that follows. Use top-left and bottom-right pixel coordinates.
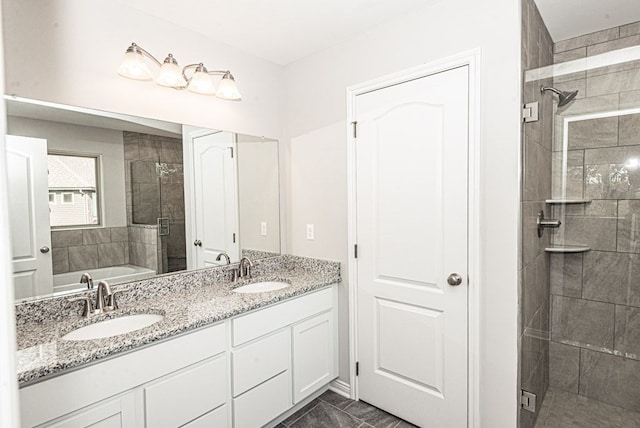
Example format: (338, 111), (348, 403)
(117, 42), (242, 101)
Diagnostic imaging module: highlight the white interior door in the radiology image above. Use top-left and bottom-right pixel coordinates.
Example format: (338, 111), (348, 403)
(192, 131), (239, 267)
(6, 135), (53, 299)
(355, 66), (469, 427)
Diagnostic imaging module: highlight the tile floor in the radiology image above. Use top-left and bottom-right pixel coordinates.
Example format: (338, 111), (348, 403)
(535, 388), (640, 428)
(277, 390), (417, 428)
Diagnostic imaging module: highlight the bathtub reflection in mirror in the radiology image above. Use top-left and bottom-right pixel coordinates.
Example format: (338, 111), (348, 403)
(5, 97), (281, 300)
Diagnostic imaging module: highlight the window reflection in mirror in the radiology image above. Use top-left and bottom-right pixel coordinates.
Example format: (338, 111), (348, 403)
(48, 153), (100, 228)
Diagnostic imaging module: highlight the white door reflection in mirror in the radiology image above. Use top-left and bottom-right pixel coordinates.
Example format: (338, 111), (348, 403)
(7, 135), (53, 298)
(191, 131), (239, 268)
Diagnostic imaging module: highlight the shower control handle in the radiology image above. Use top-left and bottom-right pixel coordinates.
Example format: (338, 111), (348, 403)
(193, 239), (202, 247)
(537, 211), (561, 238)
(447, 273), (463, 286)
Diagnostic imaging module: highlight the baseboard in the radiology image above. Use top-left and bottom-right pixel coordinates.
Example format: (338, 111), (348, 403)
(329, 379), (351, 398)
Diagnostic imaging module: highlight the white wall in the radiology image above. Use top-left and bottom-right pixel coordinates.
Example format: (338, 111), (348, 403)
(284, 0), (521, 426)
(2, 0), (284, 141)
(7, 116), (127, 227)
(237, 136), (281, 253)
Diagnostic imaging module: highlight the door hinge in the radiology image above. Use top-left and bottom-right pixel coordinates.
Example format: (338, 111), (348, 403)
(522, 102), (539, 123)
(229, 147), (234, 158)
(232, 233), (236, 243)
(355, 361), (359, 376)
(351, 121), (358, 138)
(520, 390), (537, 412)
(354, 244), (358, 259)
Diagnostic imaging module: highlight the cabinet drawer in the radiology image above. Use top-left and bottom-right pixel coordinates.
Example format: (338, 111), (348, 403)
(46, 393), (136, 428)
(182, 404), (228, 428)
(232, 329), (290, 397)
(233, 287), (332, 346)
(233, 371), (291, 428)
(144, 355), (227, 427)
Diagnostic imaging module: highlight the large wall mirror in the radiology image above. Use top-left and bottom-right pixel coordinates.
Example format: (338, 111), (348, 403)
(5, 97), (281, 301)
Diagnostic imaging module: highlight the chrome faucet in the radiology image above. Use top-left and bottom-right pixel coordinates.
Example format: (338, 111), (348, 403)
(216, 252), (231, 264)
(80, 272), (94, 290)
(69, 280), (123, 317)
(238, 257), (254, 279)
(95, 281), (112, 311)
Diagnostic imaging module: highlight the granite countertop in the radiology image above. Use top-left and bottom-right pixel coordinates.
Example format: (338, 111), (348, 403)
(15, 255), (340, 386)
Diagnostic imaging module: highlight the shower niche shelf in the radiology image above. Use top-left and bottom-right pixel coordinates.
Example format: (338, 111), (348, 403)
(545, 245), (591, 253)
(545, 199), (591, 204)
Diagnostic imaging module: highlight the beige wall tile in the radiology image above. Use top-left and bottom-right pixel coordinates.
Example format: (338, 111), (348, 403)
(554, 28), (619, 53)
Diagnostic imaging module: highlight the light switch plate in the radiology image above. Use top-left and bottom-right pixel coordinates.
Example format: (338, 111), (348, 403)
(306, 224), (314, 240)
(261, 222), (267, 236)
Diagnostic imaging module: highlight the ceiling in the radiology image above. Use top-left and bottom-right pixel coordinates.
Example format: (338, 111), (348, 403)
(535, 0), (640, 42)
(122, 0), (438, 65)
(122, 0), (640, 60)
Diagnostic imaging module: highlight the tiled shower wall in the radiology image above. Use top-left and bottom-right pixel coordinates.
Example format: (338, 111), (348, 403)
(520, 0), (554, 426)
(549, 21), (640, 413)
(128, 224), (160, 273)
(51, 227), (129, 274)
(123, 131), (186, 273)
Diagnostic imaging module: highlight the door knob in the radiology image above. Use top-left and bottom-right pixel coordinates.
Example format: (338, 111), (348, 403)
(447, 273), (462, 286)
(40, 246), (50, 254)
(193, 240), (202, 247)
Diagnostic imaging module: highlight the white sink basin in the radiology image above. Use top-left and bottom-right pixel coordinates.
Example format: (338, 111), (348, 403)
(233, 281), (290, 294)
(62, 314), (164, 341)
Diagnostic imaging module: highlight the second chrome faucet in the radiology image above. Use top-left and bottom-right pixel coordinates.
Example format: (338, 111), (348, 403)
(217, 253), (254, 282)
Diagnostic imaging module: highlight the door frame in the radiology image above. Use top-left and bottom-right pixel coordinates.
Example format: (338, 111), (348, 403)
(346, 49), (481, 427)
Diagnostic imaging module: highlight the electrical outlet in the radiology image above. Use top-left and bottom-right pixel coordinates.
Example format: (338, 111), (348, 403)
(306, 224), (315, 240)
(261, 222), (267, 236)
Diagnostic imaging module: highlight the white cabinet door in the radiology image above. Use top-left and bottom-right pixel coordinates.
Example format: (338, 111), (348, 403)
(292, 310), (336, 403)
(46, 393), (136, 428)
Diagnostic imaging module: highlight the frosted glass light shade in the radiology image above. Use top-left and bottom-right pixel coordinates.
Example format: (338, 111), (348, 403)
(187, 71), (215, 95)
(118, 51), (153, 80)
(156, 62), (186, 87)
(216, 74), (241, 101)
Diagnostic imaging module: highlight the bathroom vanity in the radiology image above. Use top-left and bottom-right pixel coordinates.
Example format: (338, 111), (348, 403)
(15, 255), (339, 428)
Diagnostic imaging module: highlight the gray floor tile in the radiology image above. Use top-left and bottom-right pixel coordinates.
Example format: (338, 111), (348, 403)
(395, 421), (420, 428)
(343, 400), (400, 428)
(281, 399), (321, 426)
(289, 401), (362, 428)
(319, 390), (354, 410)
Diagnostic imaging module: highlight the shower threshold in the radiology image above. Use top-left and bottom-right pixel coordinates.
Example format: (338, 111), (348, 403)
(535, 388), (640, 427)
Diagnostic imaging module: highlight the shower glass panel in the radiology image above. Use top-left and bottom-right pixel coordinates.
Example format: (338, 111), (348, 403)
(130, 157), (186, 274)
(522, 22), (640, 427)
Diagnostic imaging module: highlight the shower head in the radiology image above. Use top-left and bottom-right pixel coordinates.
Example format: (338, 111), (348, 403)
(540, 85), (579, 107)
